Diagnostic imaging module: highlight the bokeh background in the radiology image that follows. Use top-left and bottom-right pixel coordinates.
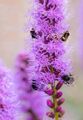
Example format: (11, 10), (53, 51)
(0, 0), (83, 120)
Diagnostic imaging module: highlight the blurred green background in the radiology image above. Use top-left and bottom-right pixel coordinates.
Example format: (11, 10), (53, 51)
(0, 0), (83, 120)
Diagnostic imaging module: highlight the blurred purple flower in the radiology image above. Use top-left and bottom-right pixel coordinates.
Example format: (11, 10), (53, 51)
(0, 61), (19, 120)
(15, 52), (46, 120)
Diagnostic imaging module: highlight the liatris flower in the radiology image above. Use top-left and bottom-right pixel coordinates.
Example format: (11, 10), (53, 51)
(0, 61), (19, 120)
(30, 0), (74, 86)
(29, 0), (74, 119)
(15, 52), (46, 120)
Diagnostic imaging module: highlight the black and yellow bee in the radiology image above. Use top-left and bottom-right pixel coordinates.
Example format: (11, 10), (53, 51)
(30, 28), (37, 39)
(61, 74), (74, 84)
(32, 80), (38, 90)
(61, 31), (70, 41)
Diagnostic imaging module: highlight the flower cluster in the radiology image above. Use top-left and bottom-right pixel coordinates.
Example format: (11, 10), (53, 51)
(15, 52), (46, 120)
(30, 0), (74, 88)
(29, 0), (74, 119)
(0, 61), (19, 120)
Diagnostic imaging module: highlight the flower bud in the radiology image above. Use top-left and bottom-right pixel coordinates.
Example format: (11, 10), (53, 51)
(46, 112), (55, 118)
(44, 88), (54, 96)
(59, 109), (65, 118)
(56, 81), (63, 90)
(56, 91), (63, 98)
(56, 106), (62, 112)
(57, 98), (65, 106)
(47, 99), (54, 108)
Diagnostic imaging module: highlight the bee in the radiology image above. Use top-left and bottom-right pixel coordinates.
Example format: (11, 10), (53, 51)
(61, 31), (70, 41)
(61, 74), (74, 84)
(32, 80), (38, 90)
(30, 28), (37, 39)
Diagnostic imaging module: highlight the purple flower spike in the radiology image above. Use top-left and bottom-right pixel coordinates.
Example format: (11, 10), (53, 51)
(47, 99), (54, 108)
(15, 52), (46, 120)
(28, 0), (75, 119)
(30, 0), (74, 90)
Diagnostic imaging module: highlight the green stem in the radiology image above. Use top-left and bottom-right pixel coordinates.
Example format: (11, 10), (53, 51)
(52, 86), (59, 120)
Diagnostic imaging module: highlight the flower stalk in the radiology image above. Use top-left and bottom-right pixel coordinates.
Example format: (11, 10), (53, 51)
(52, 86), (59, 120)
(28, 0), (74, 119)
(46, 81), (64, 120)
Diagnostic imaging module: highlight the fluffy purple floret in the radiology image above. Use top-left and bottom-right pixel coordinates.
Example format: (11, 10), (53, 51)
(15, 52), (46, 120)
(29, 0), (73, 87)
(0, 61), (19, 120)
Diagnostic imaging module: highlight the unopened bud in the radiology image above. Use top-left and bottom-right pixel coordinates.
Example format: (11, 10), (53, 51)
(59, 109), (65, 118)
(56, 91), (63, 98)
(46, 112), (55, 118)
(56, 81), (63, 90)
(57, 98), (65, 106)
(56, 106), (62, 112)
(44, 88), (54, 96)
(47, 99), (54, 108)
